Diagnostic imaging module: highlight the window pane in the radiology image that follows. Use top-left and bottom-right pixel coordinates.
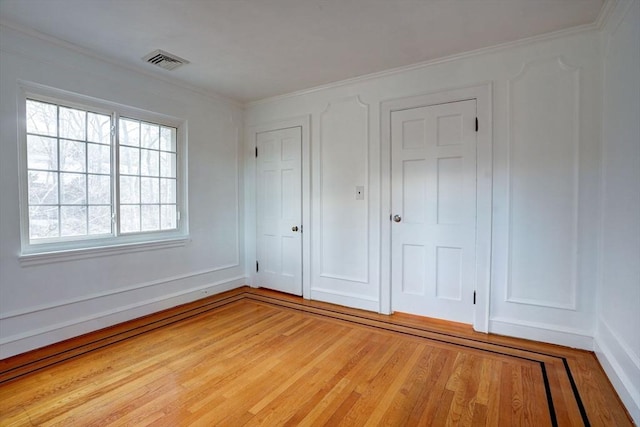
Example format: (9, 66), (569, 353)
(27, 135), (58, 170)
(119, 146), (139, 175)
(160, 151), (176, 178)
(88, 143), (111, 174)
(141, 123), (159, 149)
(141, 205), (160, 231)
(59, 107), (86, 140)
(141, 177), (159, 203)
(88, 174), (111, 205)
(87, 112), (111, 144)
(24, 98), (181, 245)
(160, 126), (176, 152)
(28, 171), (58, 205)
(26, 100), (57, 136)
(141, 149), (159, 176)
(160, 178), (176, 204)
(60, 139), (86, 172)
(61, 205), (87, 236)
(120, 176), (140, 204)
(120, 205), (140, 233)
(120, 118), (140, 147)
(160, 205), (177, 230)
(88, 206), (111, 234)
(29, 205), (59, 239)
(60, 173), (86, 205)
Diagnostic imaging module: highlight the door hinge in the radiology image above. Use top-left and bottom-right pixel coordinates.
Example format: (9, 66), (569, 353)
(255, 146), (258, 158)
(256, 261), (259, 272)
(475, 117), (478, 132)
(473, 291), (476, 305)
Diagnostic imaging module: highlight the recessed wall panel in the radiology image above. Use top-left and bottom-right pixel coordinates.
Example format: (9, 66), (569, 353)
(507, 58), (579, 309)
(319, 97), (369, 283)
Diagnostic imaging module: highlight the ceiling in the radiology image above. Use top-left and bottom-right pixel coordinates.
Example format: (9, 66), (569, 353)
(0, 0), (605, 103)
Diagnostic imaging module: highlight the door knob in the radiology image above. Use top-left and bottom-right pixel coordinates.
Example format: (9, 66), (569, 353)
(292, 226), (299, 232)
(393, 215), (402, 223)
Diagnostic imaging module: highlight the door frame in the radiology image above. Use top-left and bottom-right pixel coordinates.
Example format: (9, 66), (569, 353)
(245, 115), (311, 299)
(380, 83), (493, 332)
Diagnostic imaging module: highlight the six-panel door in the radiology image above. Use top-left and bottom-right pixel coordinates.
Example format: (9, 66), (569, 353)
(391, 100), (477, 323)
(256, 127), (303, 296)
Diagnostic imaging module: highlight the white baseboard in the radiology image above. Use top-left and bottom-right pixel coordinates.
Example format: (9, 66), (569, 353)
(594, 318), (640, 425)
(310, 288), (379, 312)
(489, 317), (594, 350)
(0, 276), (246, 359)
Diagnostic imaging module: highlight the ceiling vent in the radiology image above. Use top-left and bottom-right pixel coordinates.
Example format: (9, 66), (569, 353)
(142, 49), (189, 71)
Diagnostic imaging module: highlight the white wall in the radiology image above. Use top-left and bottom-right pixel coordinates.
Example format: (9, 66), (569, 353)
(596, 0), (640, 422)
(245, 29), (603, 349)
(0, 25), (245, 358)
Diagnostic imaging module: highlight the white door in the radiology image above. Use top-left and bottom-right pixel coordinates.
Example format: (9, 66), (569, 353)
(256, 127), (302, 295)
(391, 100), (477, 323)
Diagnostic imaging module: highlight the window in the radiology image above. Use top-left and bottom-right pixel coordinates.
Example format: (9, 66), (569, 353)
(20, 88), (186, 259)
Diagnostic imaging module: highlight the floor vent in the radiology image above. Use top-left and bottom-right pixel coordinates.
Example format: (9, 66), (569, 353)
(142, 49), (189, 71)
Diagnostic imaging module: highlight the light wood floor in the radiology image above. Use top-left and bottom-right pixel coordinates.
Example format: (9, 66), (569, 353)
(0, 287), (632, 426)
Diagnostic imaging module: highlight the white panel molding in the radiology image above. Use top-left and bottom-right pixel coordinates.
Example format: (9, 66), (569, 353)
(244, 115), (312, 299)
(0, 276), (246, 359)
(505, 56), (580, 310)
(380, 83), (493, 331)
(0, 264), (242, 320)
(310, 287), (379, 312)
(596, 3), (640, 423)
(247, 19), (605, 108)
(490, 317), (594, 350)
(595, 0), (620, 30)
(601, 0), (636, 35)
(234, 122), (244, 268)
(319, 95), (370, 284)
(595, 318), (640, 423)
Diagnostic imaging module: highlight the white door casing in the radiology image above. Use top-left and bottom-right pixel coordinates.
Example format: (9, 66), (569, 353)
(256, 126), (302, 295)
(391, 99), (478, 324)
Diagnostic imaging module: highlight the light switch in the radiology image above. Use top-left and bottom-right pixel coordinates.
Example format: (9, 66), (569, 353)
(356, 186), (365, 200)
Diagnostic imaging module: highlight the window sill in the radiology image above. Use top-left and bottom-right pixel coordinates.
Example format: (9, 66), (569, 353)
(19, 237), (190, 267)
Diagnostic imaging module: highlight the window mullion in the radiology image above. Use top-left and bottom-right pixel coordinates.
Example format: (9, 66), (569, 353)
(84, 111), (89, 235)
(113, 112), (120, 237)
(138, 121), (142, 232)
(56, 105), (62, 238)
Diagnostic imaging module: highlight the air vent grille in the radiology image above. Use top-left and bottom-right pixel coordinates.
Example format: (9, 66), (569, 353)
(142, 49), (189, 71)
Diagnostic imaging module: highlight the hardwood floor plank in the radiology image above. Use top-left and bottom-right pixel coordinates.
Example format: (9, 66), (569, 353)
(0, 288), (633, 426)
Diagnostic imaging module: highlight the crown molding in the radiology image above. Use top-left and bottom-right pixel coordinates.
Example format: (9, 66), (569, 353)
(0, 19), (243, 108)
(599, 0), (637, 34)
(247, 21), (603, 108)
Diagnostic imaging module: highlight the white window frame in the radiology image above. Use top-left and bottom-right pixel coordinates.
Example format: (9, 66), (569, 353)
(17, 82), (189, 266)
